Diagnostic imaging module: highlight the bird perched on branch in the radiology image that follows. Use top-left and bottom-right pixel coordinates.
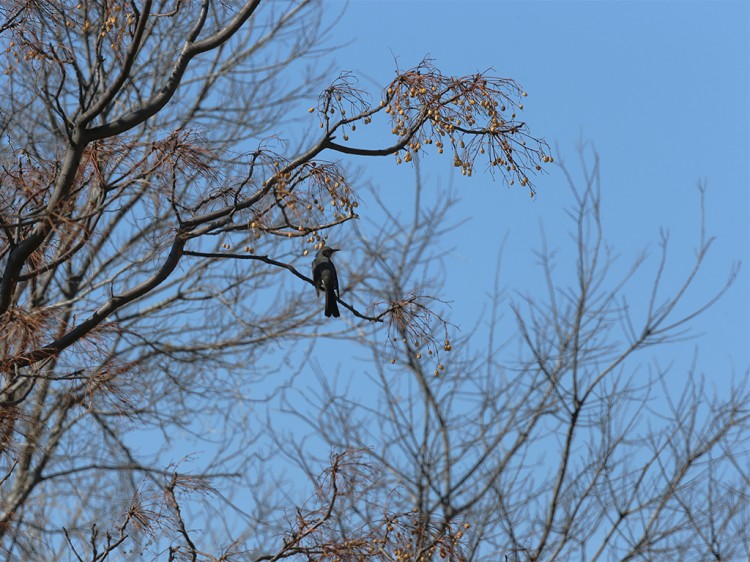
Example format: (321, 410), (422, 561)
(312, 246), (340, 318)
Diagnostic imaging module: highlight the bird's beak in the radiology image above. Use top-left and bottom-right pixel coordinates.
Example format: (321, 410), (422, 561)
(330, 248), (340, 253)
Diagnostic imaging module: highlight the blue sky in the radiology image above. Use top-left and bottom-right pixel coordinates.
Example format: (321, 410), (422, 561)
(123, 1), (748, 552)
(315, 0), (749, 375)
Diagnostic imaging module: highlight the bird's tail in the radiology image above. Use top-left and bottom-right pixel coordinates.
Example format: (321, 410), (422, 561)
(325, 290), (340, 318)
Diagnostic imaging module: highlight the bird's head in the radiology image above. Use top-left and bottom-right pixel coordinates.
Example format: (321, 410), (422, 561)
(320, 247), (339, 258)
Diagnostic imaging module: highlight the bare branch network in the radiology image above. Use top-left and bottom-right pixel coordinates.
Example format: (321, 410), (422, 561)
(0, 3), (548, 377)
(0, 2), (746, 562)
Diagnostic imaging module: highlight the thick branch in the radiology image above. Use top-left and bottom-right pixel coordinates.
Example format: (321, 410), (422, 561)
(0, 141), (86, 315)
(2, 237), (186, 372)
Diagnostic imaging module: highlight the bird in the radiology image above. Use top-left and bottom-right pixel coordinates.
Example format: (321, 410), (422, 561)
(312, 246), (340, 318)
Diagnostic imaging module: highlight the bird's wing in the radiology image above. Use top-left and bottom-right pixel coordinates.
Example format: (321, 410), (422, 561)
(332, 265), (339, 296)
(312, 259), (322, 295)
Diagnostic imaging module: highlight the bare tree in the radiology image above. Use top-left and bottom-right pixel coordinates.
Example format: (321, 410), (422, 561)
(5, 2), (742, 561)
(286, 152), (749, 561)
(0, 1), (551, 560)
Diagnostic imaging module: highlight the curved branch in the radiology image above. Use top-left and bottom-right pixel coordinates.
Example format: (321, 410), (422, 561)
(86, 0), (263, 140)
(78, 0), (154, 126)
(2, 237), (186, 373)
(182, 250), (388, 322)
(324, 113), (428, 157)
